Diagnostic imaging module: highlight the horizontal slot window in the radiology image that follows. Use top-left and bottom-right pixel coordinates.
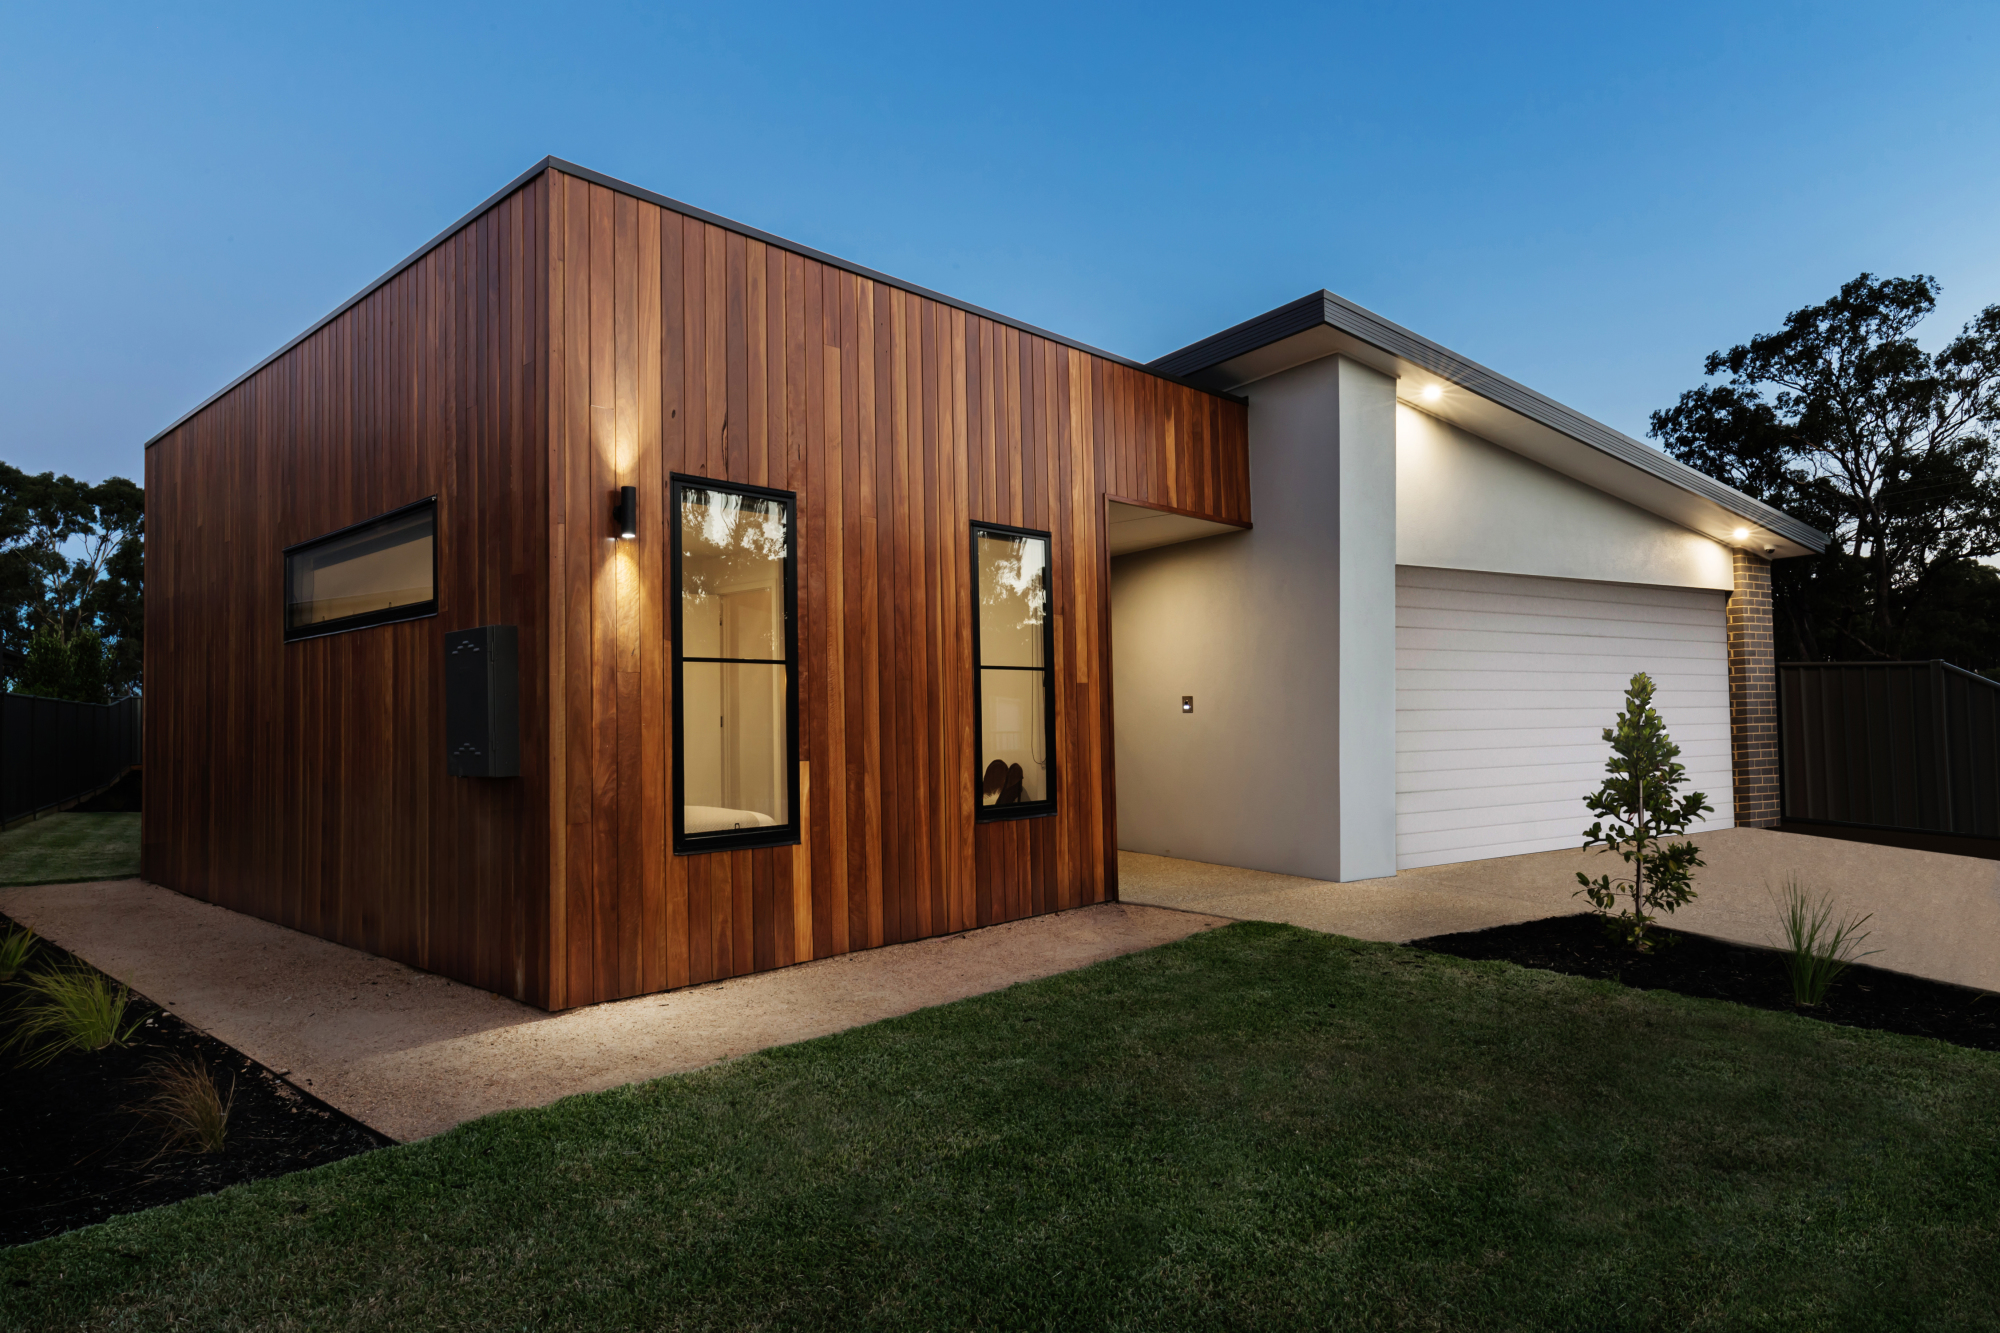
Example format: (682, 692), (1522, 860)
(285, 499), (438, 641)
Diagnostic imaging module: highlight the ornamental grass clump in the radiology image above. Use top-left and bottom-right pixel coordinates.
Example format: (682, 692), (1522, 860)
(1776, 876), (1879, 1006)
(6, 961), (144, 1066)
(137, 1054), (234, 1158)
(1575, 671), (1713, 950)
(0, 922), (35, 982)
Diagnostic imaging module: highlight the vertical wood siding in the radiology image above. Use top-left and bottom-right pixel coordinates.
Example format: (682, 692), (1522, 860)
(145, 165), (1245, 1012)
(144, 177), (551, 1004)
(545, 169), (1248, 1008)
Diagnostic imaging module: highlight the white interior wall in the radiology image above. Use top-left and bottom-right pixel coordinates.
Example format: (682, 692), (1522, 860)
(681, 559), (786, 821)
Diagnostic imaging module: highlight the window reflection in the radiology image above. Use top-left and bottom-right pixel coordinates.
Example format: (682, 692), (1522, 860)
(679, 485), (791, 840)
(974, 528), (1052, 813)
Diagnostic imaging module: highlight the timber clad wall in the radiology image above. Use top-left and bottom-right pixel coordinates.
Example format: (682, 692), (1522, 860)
(144, 164), (1249, 1010)
(1728, 551), (1778, 828)
(145, 176), (552, 1003)
(543, 169), (1248, 1009)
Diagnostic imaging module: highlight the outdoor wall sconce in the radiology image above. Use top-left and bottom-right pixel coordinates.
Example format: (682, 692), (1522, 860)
(1182, 695), (1194, 713)
(613, 485), (638, 540)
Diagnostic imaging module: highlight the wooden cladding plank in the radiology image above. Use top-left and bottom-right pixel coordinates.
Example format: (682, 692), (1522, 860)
(145, 175), (553, 1007)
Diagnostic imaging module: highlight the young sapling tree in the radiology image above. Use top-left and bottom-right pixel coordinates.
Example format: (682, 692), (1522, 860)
(1575, 672), (1713, 950)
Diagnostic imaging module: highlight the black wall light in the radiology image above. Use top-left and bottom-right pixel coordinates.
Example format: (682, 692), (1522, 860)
(613, 485), (639, 540)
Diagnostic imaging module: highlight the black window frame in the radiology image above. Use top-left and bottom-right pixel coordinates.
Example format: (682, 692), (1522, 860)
(670, 473), (802, 855)
(971, 520), (1058, 823)
(282, 496), (440, 643)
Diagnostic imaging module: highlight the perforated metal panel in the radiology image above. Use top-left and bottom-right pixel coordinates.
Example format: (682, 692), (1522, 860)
(444, 625), (520, 779)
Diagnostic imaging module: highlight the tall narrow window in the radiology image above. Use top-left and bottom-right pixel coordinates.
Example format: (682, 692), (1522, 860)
(972, 523), (1055, 820)
(672, 476), (799, 853)
(283, 498), (437, 641)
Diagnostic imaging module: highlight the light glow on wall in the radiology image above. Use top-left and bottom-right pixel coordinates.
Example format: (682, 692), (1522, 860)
(1419, 384), (1443, 402)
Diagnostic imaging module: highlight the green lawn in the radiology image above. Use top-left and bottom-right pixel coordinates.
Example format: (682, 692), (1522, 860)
(5, 921), (1999, 1331)
(0, 813), (140, 885)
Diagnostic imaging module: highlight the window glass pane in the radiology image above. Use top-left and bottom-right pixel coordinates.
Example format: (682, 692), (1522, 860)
(286, 506), (434, 631)
(682, 662), (789, 831)
(976, 532), (1046, 669)
(681, 488), (789, 660)
(679, 483), (792, 842)
(979, 668), (1048, 806)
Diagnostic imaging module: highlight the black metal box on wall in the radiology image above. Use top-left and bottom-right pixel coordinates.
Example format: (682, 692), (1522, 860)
(445, 625), (520, 778)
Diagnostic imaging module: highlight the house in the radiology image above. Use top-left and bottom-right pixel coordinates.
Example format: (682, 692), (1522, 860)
(142, 158), (1826, 1010)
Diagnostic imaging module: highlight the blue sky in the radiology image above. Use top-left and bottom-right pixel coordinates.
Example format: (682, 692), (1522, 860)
(4, 1), (1997, 486)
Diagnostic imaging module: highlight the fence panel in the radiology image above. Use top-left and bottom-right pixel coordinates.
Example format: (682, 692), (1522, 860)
(0, 692), (142, 824)
(1780, 661), (2000, 836)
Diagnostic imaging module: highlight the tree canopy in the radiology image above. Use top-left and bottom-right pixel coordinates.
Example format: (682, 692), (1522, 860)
(1650, 273), (2000, 666)
(0, 465), (143, 702)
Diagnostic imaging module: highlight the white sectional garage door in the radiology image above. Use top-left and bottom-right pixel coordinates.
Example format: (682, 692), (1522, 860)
(1395, 566), (1734, 871)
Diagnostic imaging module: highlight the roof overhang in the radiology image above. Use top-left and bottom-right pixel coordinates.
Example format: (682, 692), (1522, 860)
(1149, 291), (1827, 559)
(1106, 497), (1248, 556)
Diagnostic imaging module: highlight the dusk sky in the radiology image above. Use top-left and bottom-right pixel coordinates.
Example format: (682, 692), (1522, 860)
(5, 1), (1997, 486)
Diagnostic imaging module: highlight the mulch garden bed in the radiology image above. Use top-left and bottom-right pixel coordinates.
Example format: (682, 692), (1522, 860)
(1412, 912), (2000, 1053)
(1, 914), (390, 1248)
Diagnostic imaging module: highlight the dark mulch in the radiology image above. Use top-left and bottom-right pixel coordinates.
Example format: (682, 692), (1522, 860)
(1, 916), (389, 1248)
(1412, 911), (2000, 1053)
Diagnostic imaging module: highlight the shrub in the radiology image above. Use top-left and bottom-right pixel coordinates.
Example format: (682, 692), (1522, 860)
(6, 961), (144, 1065)
(137, 1054), (234, 1157)
(1776, 876), (1879, 1006)
(1575, 672), (1713, 949)
(0, 922), (36, 982)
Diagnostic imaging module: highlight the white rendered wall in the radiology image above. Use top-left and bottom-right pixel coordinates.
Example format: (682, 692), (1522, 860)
(1397, 405), (1733, 592)
(1111, 355), (1398, 882)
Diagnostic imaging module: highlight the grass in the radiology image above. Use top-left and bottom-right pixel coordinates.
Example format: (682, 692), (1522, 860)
(1777, 876), (1881, 1006)
(135, 1055), (235, 1159)
(4, 921), (2000, 1330)
(0, 812), (141, 885)
(0, 921), (36, 981)
(5, 961), (145, 1066)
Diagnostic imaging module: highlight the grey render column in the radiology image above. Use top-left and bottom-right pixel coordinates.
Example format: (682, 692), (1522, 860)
(1242, 354), (1399, 881)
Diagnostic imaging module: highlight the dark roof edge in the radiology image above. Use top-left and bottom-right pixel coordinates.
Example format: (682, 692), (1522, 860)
(146, 157), (1234, 451)
(1150, 290), (1831, 554)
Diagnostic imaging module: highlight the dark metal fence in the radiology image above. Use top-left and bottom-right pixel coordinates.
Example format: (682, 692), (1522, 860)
(0, 692), (142, 825)
(1780, 661), (2000, 837)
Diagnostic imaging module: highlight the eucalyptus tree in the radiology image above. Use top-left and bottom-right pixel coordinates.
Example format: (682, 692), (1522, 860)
(1651, 274), (2000, 664)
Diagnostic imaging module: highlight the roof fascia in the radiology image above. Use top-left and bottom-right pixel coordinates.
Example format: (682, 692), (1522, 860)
(1150, 290), (1829, 556)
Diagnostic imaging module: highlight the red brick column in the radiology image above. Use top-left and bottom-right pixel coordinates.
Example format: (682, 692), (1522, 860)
(1728, 550), (1780, 827)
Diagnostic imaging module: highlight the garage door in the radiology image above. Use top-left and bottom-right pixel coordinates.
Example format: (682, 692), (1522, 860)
(1395, 565), (1734, 871)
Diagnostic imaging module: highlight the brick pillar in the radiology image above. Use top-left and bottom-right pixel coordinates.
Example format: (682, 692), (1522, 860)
(1728, 550), (1780, 827)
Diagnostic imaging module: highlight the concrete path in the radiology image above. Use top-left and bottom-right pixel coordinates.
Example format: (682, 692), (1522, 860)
(0, 880), (1227, 1143)
(1121, 825), (2000, 993)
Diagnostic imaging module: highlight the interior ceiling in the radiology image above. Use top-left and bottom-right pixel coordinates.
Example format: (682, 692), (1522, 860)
(1106, 501), (1247, 557)
(1194, 326), (1817, 561)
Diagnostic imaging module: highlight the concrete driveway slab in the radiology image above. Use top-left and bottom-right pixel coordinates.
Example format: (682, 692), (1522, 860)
(1122, 826), (2000, 994)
